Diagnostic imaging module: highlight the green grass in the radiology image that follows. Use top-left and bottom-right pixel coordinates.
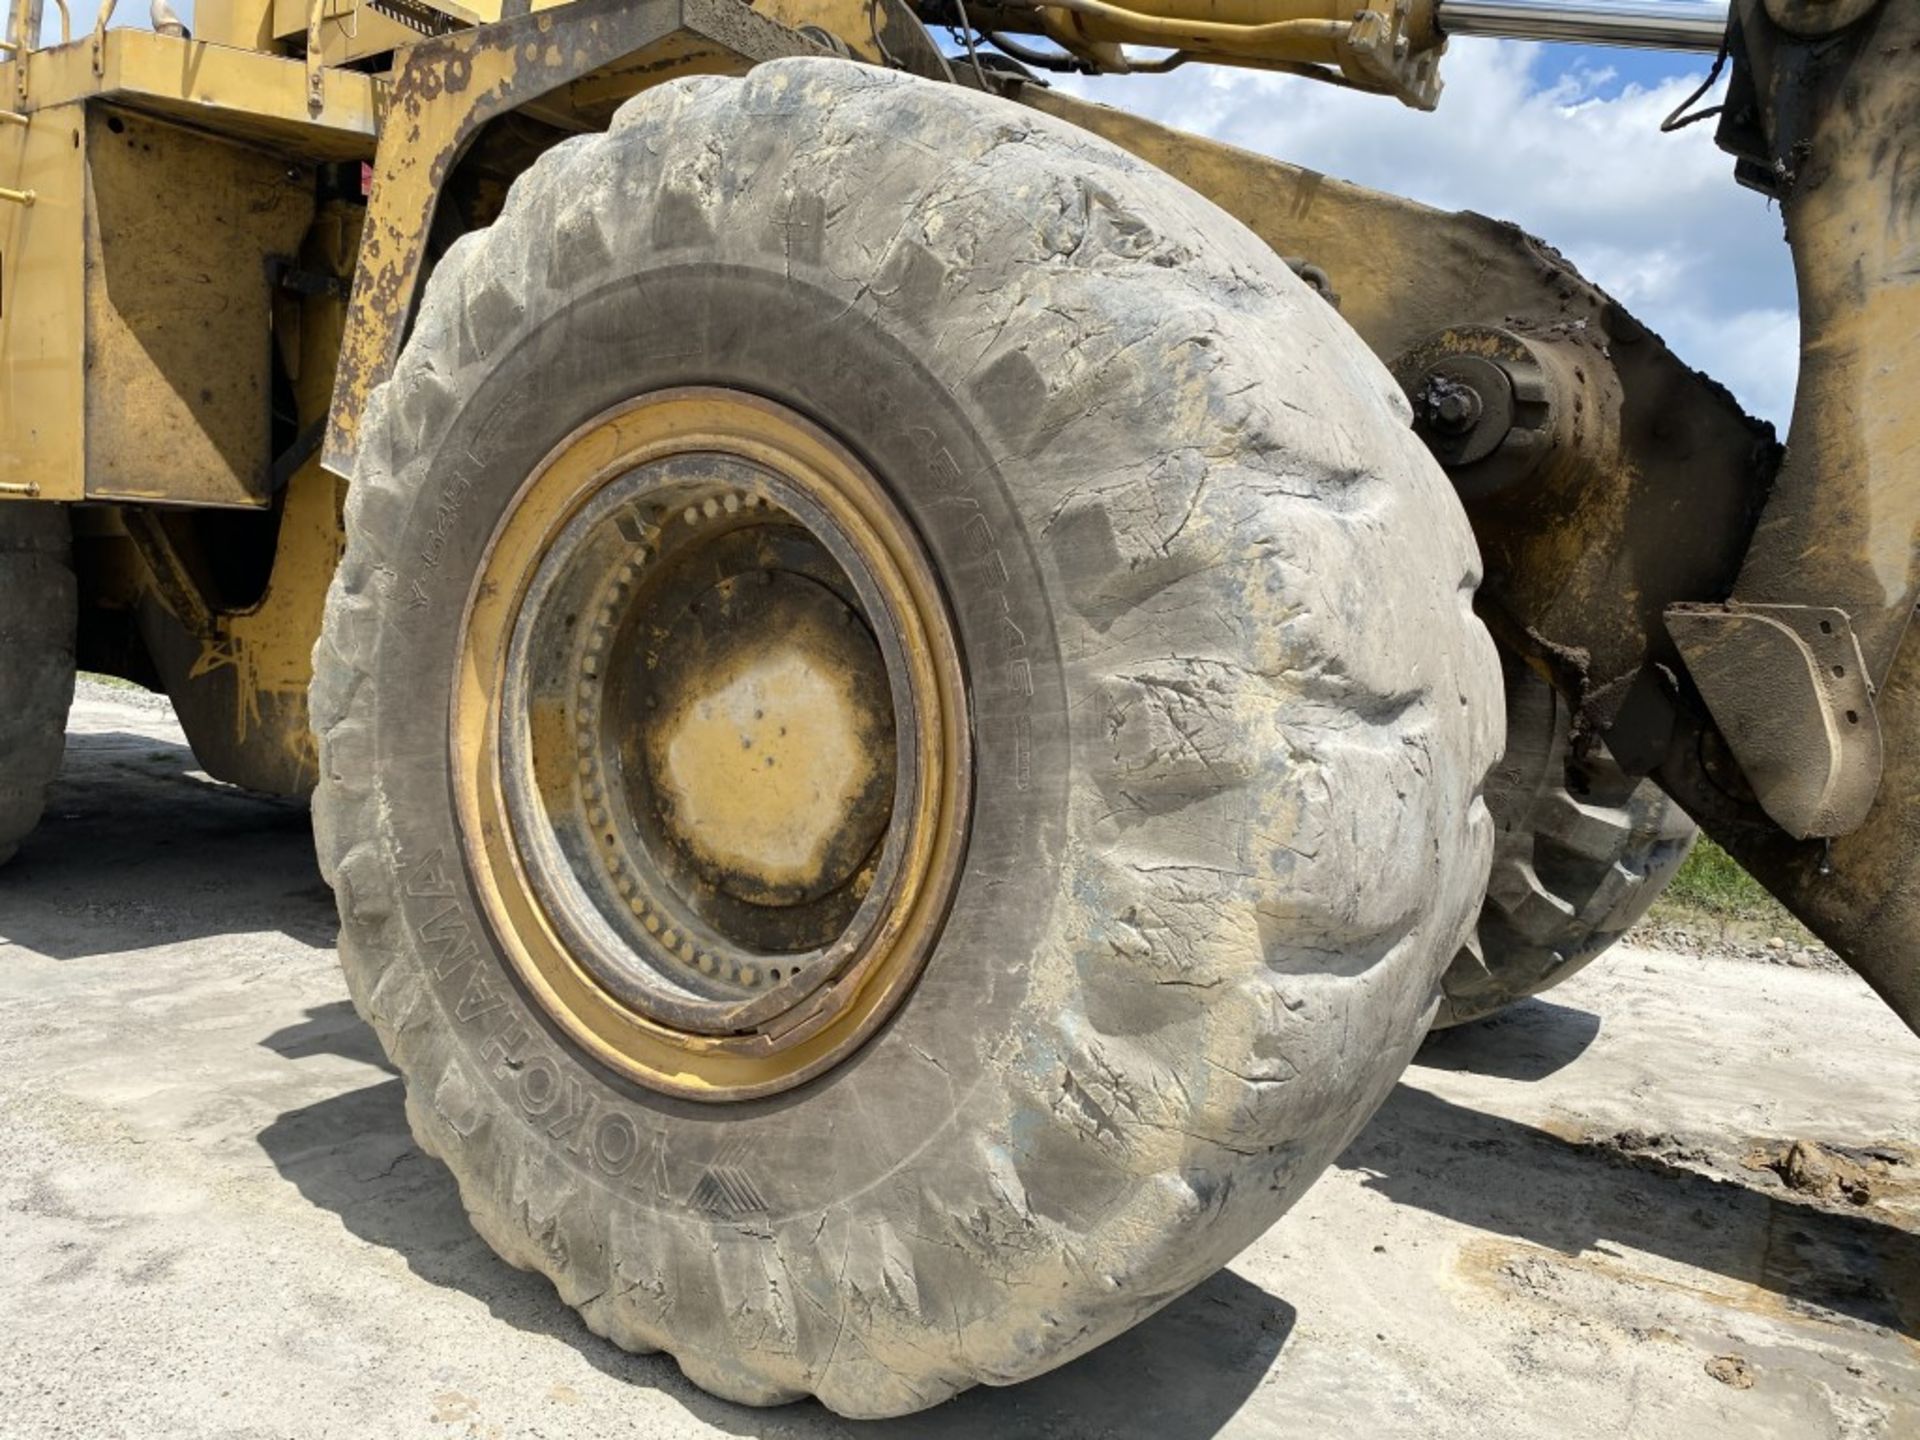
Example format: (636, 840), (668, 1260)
(1663, 838), (1775, 918)
(1652, 836), (1818, 944)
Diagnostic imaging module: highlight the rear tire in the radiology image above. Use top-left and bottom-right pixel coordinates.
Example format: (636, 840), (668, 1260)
(312, 59), (1500, 1416)
(1435, 655), (1696, 1028)
(0, 503), (76, 867)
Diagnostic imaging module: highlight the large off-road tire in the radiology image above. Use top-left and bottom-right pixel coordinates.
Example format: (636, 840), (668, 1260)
(1435, 656), (1696, 1028)
(312, 59), (1499, 1417)
(0, 503), (77, 867)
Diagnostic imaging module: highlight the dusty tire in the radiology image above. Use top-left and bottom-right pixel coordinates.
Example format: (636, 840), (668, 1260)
(1434, 656), (1696, 1028)
(312, 60), (1499, 1416)
(0, 503), (77, 867)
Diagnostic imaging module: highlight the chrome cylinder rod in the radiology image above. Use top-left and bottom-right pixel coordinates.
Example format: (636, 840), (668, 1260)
(1438, 0), (1730, 50)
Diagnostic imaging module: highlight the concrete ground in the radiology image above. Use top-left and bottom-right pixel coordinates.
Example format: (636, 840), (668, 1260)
(1, 685), (1915, 1439)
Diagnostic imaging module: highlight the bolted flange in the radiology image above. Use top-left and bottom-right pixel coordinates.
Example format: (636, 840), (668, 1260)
(1392, 325), (1559, 498)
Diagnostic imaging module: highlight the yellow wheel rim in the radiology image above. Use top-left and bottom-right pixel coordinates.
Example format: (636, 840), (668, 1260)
(452, 389), (970, 1101)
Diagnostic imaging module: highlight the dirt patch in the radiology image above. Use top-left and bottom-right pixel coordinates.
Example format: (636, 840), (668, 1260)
(1706, 1354), (1755, 1389)
(1750, 1139), (1920, 1216)
(1576, 1127), (1920, 1224)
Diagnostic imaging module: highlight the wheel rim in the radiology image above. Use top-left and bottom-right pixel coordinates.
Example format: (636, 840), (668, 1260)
(452, 389), (970, 1101)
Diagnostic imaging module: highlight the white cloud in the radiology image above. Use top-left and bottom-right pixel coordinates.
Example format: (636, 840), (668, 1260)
(1056, 39), (1799, 427)
(49, 10), (1795, 424)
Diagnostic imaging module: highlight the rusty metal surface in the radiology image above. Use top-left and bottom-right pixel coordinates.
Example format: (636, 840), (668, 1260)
(1644, 0), (1920, 1029)
(320, 0), (817, 479)
(1666, 602), (1882, 838)
(1700, 0), (1918, 698)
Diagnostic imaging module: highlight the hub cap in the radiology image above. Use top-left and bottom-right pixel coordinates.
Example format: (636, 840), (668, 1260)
(452, 390), (969, 1101)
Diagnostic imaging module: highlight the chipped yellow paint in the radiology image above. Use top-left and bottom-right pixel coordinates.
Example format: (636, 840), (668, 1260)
(182, 461), (345, 781)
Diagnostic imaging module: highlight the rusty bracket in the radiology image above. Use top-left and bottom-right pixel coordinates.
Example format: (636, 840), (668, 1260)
(321, 0), (818, 480)
(1666, 601), (1883, 839)
(121, 509), (219, 644)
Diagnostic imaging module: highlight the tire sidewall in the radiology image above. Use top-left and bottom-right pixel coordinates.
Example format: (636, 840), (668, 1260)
(364, 263), (1070, 1215)
(325, 59), (1502, 1409)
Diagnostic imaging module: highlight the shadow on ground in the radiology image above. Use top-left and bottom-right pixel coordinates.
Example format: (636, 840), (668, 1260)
(0, 728), (335, 959)
(264, 1000), (399, 1075)
(256, 1004), (1293, 1439)
(257, 992), (1920, 1433)
(1345, 1082), (1920, 1339)
(1416, 998), (1602, 1082)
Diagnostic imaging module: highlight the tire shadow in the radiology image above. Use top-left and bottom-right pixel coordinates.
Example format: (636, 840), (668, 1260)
(0, 727), (336, 959)
(255, 1006), (1292, 1439)
(262, 999), (399, 1075)
(1345, 1082), (1920, 1339)
(259, 1005), (1918, 1425)
(1416, 998), (1602, 1082)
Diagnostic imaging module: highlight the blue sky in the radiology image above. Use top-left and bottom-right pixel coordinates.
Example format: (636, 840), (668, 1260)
(1531, 44), (1703, 91)
(1055, 34), (1799, 427)
(47, 5), (1796, 426)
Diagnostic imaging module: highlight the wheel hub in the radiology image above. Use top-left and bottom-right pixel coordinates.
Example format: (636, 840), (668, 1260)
(643, 567), (894, 911)
(452, 390), (969, 1101)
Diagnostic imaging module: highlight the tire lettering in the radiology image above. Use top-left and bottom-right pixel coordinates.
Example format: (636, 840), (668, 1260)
(418, 472), (474, 572)
(404, 847), (457, 899)
(590, 1112), (640, 1177)
(418, 903), (482, 980)
(479, 1021), (535, 1076)
(961, 512), (1012, 588)
(517, 1054), (563, 1116)
(453, 967), (506, 1023)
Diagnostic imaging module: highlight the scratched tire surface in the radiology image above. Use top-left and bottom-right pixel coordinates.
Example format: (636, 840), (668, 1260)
(311, 59), (1501, 1417)
(0, 502), (76, 868)
(1435, 656), (1696, 1029)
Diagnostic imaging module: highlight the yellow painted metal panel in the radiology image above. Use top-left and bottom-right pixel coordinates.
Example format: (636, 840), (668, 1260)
(0, 100), (85, 501)
(196, 0), (279, 50)
(83, 106), (316, 506)
(21, 29), (380, 160)
(271, 0), (430, 67)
